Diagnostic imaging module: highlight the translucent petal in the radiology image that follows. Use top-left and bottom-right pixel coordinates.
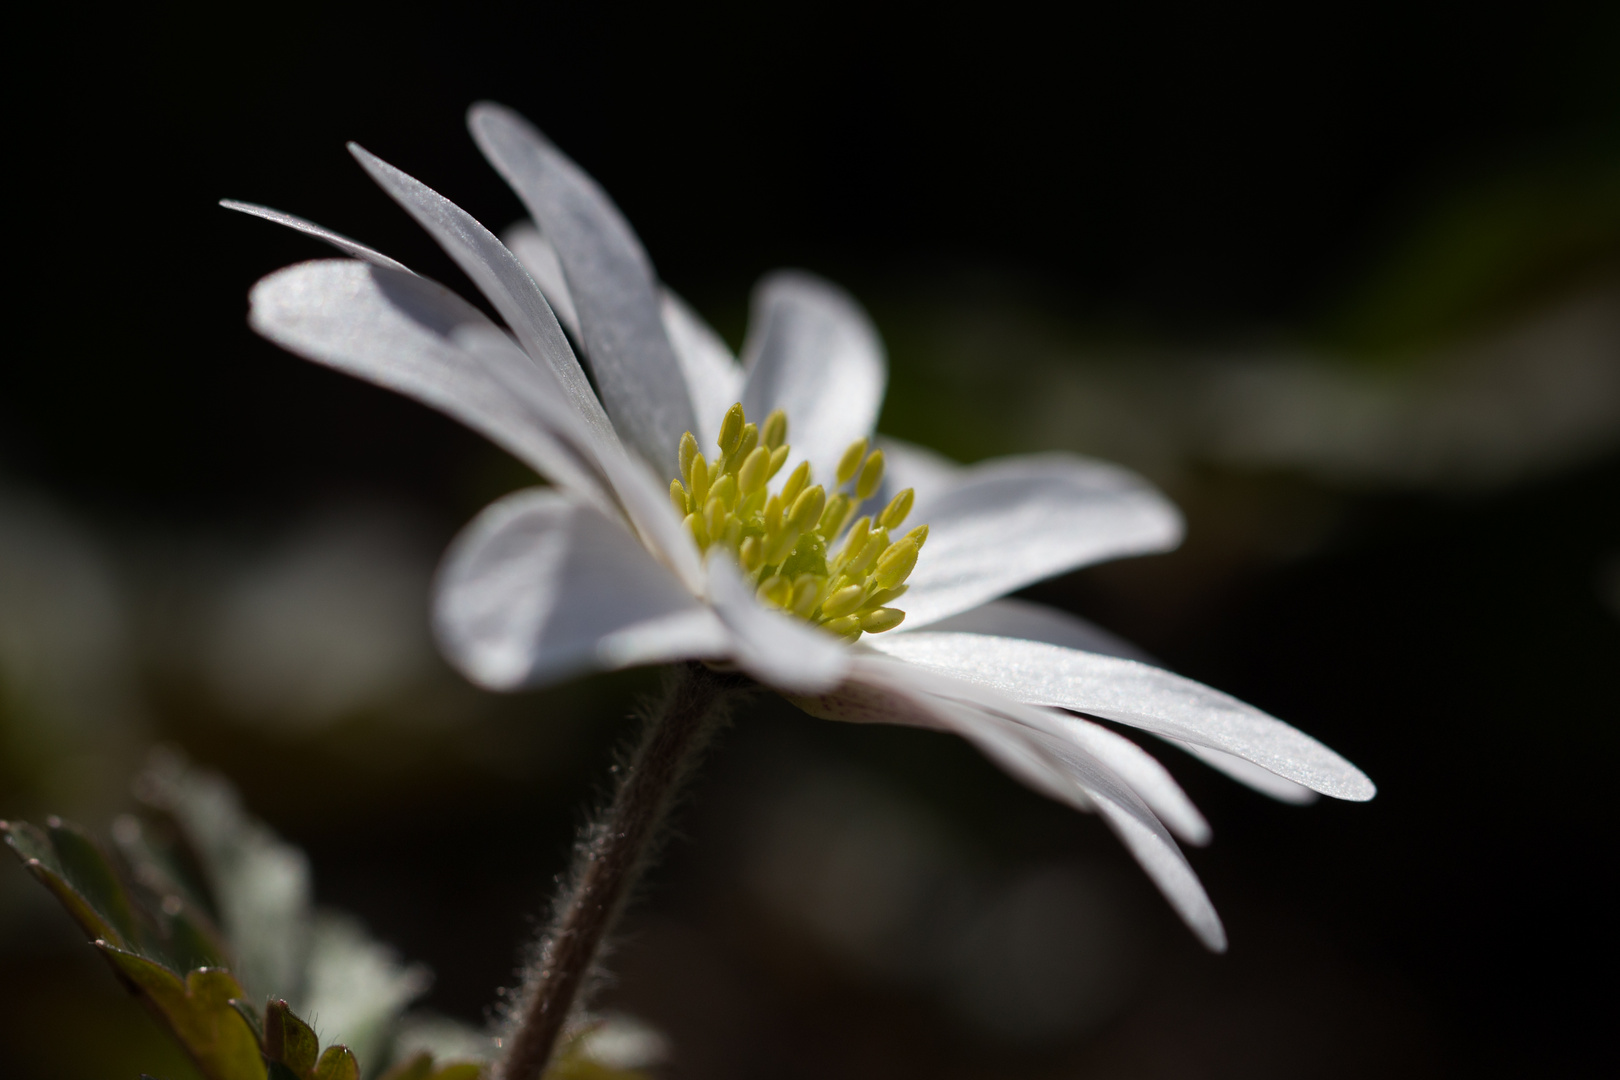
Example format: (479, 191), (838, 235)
(865, 632), (1376, 801)
(1044, 713), (1211, 845)
(348, 144), (616, 455)
(1171, 740), (1320, 804)
(900, 453), (1185, 628)
(738, 271), (887, 487)
(915, 597), (1155, 662)
(661, 288), (744, 448)
(247, 259), (609, 505)
(798, 657), (1226, 950)
(467, 102), (696, 473)
(434, 488), (730, 689)
(705, 554), (848, 695)
(220, 200), (411, 272)
(503, 221), (580, 339)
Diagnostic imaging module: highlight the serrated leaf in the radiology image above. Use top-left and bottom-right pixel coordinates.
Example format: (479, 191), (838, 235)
(266, 998), (321, 1074)
(312, 1044), (360, 1080)
(3, 818), (139, 948)
(97, 944), (267, 1080)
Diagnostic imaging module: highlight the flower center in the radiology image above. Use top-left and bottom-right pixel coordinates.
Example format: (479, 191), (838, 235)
(670, 403), (926, 641)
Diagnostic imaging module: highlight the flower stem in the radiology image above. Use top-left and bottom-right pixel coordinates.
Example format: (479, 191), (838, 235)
(496, 663), (737, 1080)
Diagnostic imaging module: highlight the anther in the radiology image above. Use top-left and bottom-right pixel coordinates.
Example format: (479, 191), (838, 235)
(844, 526), (888, 575)
(710, 473), (738, 511)
(837, 438), (869, 486)
(734, 423), (759, 464)
(860, 607), (905, 633)
(757, 574), (792, 608)
(879, 488), (914, 529)
(788, 485), (826, 534)
(903, 523), (929, 550)
(679, 431), (700, 481)
(684, 512), (707, 548)
(856, 450), (885, 500)
(821, 614), (862, 638)
(740, 536), (764, 573)
(767, 444), (790, 480)
(791, 575), (824, 618)
(704, 497), (727, 540)
(821, 583), (866, 619)
(718, 403), (745, 455)
(762, 409), (788, 450)
(874, 537), (918, 589)
(819, 493), (851, 535)
(669, 479), (689, 516)
(738, 447), (771, 494)
(780, 461), (810, 505)
(690, 455), (711, 504)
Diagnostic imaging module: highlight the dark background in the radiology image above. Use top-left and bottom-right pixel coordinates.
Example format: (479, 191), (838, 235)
(4, 2), (1617, 1077)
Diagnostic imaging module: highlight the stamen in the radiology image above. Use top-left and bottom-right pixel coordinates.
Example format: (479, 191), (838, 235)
(673, 402), (926, 642)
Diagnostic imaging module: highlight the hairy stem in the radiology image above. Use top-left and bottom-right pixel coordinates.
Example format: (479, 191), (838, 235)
(497, 663), (737, 1079)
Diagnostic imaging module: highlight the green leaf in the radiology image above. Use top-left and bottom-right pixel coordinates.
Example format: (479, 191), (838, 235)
(265, 998), (320, 1074)
(97, 944), (267, 1080)
(311, 1045), (360, 1080)
(3, 817), (139, 948)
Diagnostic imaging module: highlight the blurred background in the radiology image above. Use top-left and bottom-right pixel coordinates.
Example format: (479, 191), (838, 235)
(4, 2), (1617, 1076)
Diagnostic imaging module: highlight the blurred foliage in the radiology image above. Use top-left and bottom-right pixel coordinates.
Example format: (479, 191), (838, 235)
(2, 751), (657, 1080)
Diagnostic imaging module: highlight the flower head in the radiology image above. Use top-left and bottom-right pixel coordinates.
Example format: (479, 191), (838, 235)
(231, 102), (1374, 951)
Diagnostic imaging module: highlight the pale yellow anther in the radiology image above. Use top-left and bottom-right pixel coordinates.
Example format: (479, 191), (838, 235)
(679, 431), (699, 481)
(839, 516), (872, 562)
(722, 518), (743, 552)
(763, 530), (798, 567)
(734, 423), (759, 465)
(821, 583), (866, 619)
(738, 446), (771, 495)
(844, 526), (888, 575)
(788, 485), (826, 534)
(764, 494), (784, 535)
(740, 536), (764, 573)
(669, 478), (689, 516)
(704, 497), (727, 540)
(822, 614), (862, 638)
(757, 574), (792, 608)
(903, 523), (929, 550)
(762, 409), (788, 450)
(864, 583), (908, 609)
(819, 492), (851, 535)
(860, 607), (905, 633)
(879, 487), (914, 529)
(690, 455), (710, 504)
(856, 450), (885, 500)
(718, 403), (745, 454)
(710, 472), (738, 511)
(684, 512), (707, 548)
(780, 460), (810, 505)
(766, 444), (790, 480)
(836, 438), (869, 486)
(790, 575), (824, 618)
(874, 537), (918, 589)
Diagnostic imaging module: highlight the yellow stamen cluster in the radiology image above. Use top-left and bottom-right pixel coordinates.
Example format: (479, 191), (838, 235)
(670, 403), (927, 641)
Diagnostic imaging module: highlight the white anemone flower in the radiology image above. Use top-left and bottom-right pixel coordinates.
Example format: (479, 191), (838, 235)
(231, 102), (1373, 952)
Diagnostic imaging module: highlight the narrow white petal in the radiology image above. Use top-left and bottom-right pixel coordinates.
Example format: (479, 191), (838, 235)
(503, 221), (580, 339)
(901, 453), (1185, 628)
(221, 200), (412, 273)
(434, 488), (730, 690)
(468, 102), (696, 473)
(1046, 714), (1211, 845)
(738, 271), (887, 485)
(1172, 740), (1320, 804)
(705, 554), (848, 695)
(661, 288), (744, 448)
(799, 657), (1226, 950)
(348, 145), (616, 455)
(913, 597), (1155, 663)
(865, 632), (1376, 801)
(248, 260), (609, 504)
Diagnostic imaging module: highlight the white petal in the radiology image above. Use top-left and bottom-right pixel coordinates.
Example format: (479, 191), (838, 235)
(914, 596), (1155, 662)
(220, 200), (412, 273)
(502, 221), (580, 339)
(434, 488), (730, 690)
(348, 145), (616, 456)
(661, 288), (744, 448)
(801, 657), (1226, 951)
(877, 436), (962, 506)
(738, 271), (887, 486)
(865, 632), (1376, 801)
(705, 554), (848, 695)
(467, 103), (696, 473)
(248, 260), (609, 504)
(1171, 740), (1320, 804)
(1045, 713), (1211, 845)
(901, 453), (1185, 628)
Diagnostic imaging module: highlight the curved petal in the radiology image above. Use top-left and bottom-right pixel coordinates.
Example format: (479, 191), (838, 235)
(434, 488), (730, 690)
(705, 554), (848, 695)
(503, 221), (580, 339)
(901, 453), (1185, 628)
(348, 144), (616, 456)
(1047, 713), (1211, 845)
(796, 657), (1225, 951)
(661, 288), (744, 448)
(467, 102), (695, 473)
(1172, 741), (1319, 805)
(248, 259), (609, 505)
(220, 200), (411, 273)
(864, 632), (1376, 801)
(738, 271), (887, 486)
(914, 597), (1155, 663)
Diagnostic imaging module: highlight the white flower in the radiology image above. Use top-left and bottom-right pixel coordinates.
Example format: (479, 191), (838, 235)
(230, 102), (1373, 952)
